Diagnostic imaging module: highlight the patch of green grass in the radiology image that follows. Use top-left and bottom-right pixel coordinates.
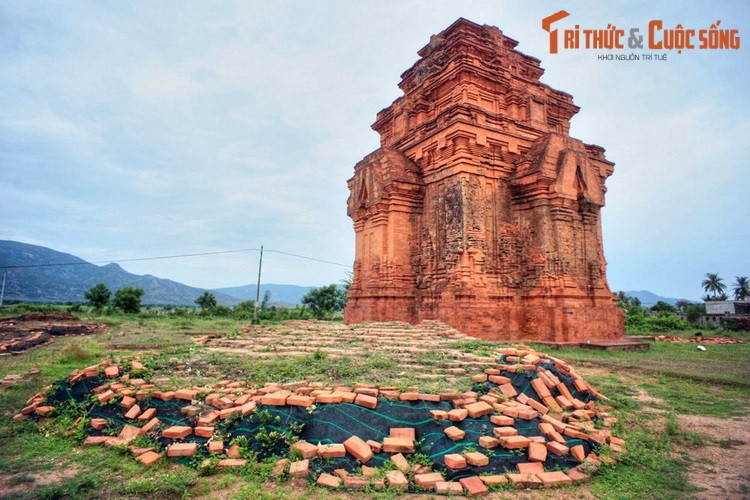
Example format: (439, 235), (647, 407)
(641, 375), (748, 417)
(448, 339), (499, 353)
(544, 341), (750, 387)
(123, 470), (198, 497)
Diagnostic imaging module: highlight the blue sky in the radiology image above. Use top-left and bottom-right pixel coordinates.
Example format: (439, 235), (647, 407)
(1, 1), (748, 300)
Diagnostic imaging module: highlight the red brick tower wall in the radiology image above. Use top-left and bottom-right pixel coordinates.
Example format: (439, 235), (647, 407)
(344, 18), (624, 342)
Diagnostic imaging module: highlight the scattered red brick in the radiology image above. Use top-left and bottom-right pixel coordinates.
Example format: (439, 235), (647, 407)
(291, 440), (318, 459)
(538, 470), (574, 488)
(343, 435), (373, 463)
(414, 472), (444, 490)
(318, 443), (346, 459)
(136, 451), (162, 466)
(167, 442), (198, 457)
(385, 470), (408, 490)
(464, 451), (489, 467)
(353, 393), (377, 409)
(436, 481), (464, 494)
(316, 473), (341, 488)
(162, 426), (192, 439)
(444, 426), (465, 441)
(444, 453), (467, 469)
(459, 476), (489, 497)
(382, 436), (414, 453)
(218, 458), (248, 467)
(288, 459), (309, 478)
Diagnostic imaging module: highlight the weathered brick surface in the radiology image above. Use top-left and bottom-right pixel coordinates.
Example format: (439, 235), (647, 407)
(167, 442), (198, 457)
(218, 458), (248, 467)
(140, 417), (160, 434)
(162, 426), (192, 439)
(444, 426), (465, 441)
(444, 453), (466, 469)
(571, 444), (586, 462)
(464, 451), (489, 467)
(318, 443), (346, 459)
(459, 475), (489, 497)
(464, 401), (493, 418)
(414, 472), (444, 490)
(507, 473), (543, 487)
(389, 427), (416, 440)
(90, 418), (108, 430)
(136, 451), (162, 466)
(480, 475), (508, 487)
(386, 470), (408, 490)
(500, 435), (530, 449)
(538, 470), (574, 488)
(124, 404), (141, 420)
(194, 426), (214, 438)
(119, 424), (141, 443)
(353, 393), (378, 409)
(528, 441), (548, 462)
(343, 435), (373, 463)
(343, 18), (624, 343)
(382, 437), (414, 453)
(288, 459), (309, 478)
(291, 440), (318, 459)
(436, 481), (463, 494)
(137, 408), (157, 421)
(390, 453), (410, 472)
(316, 473), (341, 488)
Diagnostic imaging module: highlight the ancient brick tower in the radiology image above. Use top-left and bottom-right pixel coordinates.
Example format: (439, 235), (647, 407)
(344, 18), (625, 342)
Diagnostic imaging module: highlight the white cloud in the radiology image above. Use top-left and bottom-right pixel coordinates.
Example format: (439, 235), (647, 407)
(1, 1), (748, 297)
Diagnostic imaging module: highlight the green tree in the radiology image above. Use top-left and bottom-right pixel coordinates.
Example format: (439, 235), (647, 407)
(233, 300), (256, 318)
(340, 272), (353, 307)
(684, 303), (706, 324)
(674, 299), (691, 314)
(112, 286), (145, 313)
(301, 284), (346, 319)
(195, 291), (217, 311)
(733, 276), (750, 301)
(702, 272), (727, 301)
(84, 283), (111, 310)
(261, 290), (271, 310)
(650, 301), (678, 315)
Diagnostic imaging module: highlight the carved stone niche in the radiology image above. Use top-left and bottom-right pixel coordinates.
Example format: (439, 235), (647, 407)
(344, 18), (624, 342)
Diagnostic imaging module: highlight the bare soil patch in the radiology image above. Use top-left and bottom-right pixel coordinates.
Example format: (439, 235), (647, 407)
(0, 312), (107, 354)
(677, 413), (750, 499)
(0, 466), (79, 497)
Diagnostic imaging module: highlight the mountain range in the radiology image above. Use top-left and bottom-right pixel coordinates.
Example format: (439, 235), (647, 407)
(0, 240), (689, 307)
(0, 240), (239, 306)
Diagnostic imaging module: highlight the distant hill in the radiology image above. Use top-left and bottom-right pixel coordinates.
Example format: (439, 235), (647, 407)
(0, 240), (240, 306)
(214, 284), (314, 307)
(623, 290), (694, 307)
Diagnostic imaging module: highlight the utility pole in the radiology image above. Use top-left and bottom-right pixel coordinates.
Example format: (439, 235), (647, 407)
(0, 271), (6, 308)
(253, 245), (263, 324)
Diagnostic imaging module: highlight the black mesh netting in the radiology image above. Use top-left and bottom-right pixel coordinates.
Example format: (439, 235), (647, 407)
(33, 354), (603, 484)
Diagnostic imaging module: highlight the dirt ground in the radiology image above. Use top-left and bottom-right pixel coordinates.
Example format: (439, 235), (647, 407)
(678, 413), (750, 499)
(0, 312), (107, 354)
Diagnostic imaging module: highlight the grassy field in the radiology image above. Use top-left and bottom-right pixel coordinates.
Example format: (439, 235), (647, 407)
(0, 311), (748, 499)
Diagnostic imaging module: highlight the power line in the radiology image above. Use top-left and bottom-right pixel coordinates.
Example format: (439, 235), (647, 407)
(0, 247), (351, 270)
(265, 249), (351, 269)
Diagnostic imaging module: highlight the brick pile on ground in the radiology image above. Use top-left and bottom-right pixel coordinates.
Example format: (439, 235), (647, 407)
(0, 312), (108, 354)
(204, 320), (504, 379)
(16, 344), (625, 494)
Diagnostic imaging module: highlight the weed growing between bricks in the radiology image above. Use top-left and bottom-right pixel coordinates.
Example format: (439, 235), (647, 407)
(13, 344), (627, 495)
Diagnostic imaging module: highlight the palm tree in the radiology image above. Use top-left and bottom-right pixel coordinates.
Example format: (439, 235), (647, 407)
(733, 276), (750, 301)
(675, 299), (691, 314)
(702, 272), (727, 300)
